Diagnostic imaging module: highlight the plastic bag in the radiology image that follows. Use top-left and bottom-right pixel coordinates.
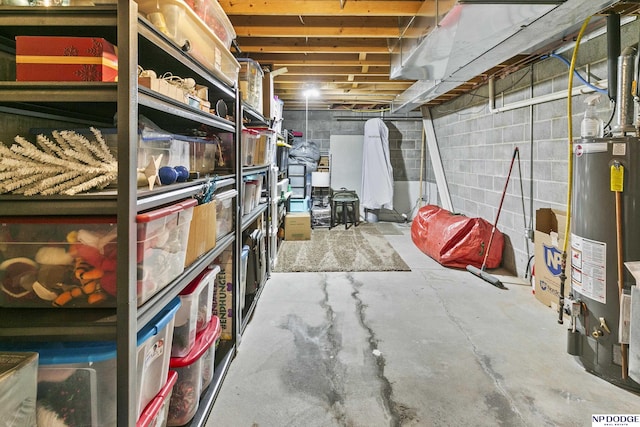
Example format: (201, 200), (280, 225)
(411, 205), (503, 269)
(288, 139), (320, 172)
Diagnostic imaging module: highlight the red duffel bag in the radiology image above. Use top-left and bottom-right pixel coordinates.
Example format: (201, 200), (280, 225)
(411, 205), (504, 269)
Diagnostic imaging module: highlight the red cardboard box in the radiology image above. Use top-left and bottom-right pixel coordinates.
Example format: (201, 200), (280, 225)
(16, 36), (118, 82)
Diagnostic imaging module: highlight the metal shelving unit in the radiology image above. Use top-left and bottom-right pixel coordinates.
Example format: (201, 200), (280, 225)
(0, 3), (243, 425)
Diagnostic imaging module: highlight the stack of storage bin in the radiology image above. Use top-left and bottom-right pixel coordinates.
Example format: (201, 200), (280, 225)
(167, 315), (221, 425)
(287, 164), (310, 213)
(0, 298), (182, 426)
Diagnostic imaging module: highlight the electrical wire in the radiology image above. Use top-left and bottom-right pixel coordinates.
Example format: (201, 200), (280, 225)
(545, 53), (608, 95)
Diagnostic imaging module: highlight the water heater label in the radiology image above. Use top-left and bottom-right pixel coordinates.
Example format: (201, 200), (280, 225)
(612, 143), (626, 156)
(571, 233), (606, 304)
(574, 142), (607, 156)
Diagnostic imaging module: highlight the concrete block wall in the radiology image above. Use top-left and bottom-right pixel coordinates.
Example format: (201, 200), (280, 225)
(428, 19), (639, 276)
(282, 109), (424, 215)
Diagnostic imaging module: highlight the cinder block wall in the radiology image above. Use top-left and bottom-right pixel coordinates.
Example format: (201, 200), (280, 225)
(428, 19), (638, 275)
(282, 19), (639, 277)
(282, 109), (425, 216)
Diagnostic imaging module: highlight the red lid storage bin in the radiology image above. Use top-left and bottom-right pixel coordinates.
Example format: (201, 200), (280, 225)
(167, 316), (221, 426)
(137, 371), (179, 427)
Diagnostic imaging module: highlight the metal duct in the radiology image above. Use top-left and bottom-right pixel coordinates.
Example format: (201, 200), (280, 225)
(613, 46), (637, 135)
(390, 3), (556, 81)
(391, 0), (621, 113)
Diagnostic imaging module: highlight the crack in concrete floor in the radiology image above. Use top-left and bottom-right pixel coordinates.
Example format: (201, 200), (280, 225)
(278, 273), (418, 427)
(348, 273), (418, 427)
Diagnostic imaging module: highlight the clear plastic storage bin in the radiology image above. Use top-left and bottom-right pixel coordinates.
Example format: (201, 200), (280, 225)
(136, 0), (240, 86)
(214, 189), (236, 239)
(172, 265), (220, 357)
(241, 128), (258, 166)
(136, 199), (197, 306)
(238, 58), (263, 114)
(189, 0), (236, 49)
(137, 370), (178, 427)
(168, 315), (221, 426)
(0, 352), (37, 427)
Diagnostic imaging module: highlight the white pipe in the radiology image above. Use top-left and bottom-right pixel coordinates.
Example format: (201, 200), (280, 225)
(488, 76), (608, 114)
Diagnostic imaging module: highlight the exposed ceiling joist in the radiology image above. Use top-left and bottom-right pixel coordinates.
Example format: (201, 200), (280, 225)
(218, 0), (424, 16)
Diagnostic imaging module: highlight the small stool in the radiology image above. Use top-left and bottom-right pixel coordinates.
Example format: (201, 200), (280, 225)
(330, 189), (360, 229)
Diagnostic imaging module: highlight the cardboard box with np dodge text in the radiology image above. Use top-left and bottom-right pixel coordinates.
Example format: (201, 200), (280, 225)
(534, 208), (570, 308)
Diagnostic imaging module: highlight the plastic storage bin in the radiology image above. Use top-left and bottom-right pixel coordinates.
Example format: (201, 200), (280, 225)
(0, 298), (181, 425)
(288, 197), (311, 213)
(200, 320), (221, 391)
(136, 199), (197, 305)
(138, 132), (190, 171)
(168, 316), (221, 426)
(0, 352), (38, 427)
(136, 0), (240, 86)
(172, 265), (220, 357)
(0, 216), (118, 308)
(136, 298), (181, 418)
(137, 370), (178, 427)
(0, 200), (196, 308)
(241, 128), (258, 166)
(214, 189), (236, 239)
(238, 58), (263, 114)
(189, 0), (236, 49)
(189, 137), (218, 176)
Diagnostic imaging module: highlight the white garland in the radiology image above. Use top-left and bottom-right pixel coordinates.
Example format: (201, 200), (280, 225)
(0, 128), (117, 196)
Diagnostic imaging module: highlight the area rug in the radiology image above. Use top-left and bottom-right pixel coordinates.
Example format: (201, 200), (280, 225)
(274, 222), (411, 272)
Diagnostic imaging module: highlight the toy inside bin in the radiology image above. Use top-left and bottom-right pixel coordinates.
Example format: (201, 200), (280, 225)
(168, 315), (221, 426)
(0, 216), (118, 308)
(172, 265), (220, 357)
(136, 199), (197, 306)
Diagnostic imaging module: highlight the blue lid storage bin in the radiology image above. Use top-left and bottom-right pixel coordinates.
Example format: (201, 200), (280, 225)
(0, 298), (181, 426)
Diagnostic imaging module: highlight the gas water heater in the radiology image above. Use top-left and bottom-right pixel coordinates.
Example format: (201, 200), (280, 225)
(568, 46), (640, 391)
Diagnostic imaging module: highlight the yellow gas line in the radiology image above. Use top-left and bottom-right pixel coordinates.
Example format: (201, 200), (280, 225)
(559, 16), (591, 325)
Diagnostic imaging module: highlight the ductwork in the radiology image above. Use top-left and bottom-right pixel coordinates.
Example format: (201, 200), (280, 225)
(391, 0), (621, 113)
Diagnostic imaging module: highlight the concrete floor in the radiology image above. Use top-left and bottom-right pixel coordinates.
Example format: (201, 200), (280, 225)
(207, 223), (640, 426)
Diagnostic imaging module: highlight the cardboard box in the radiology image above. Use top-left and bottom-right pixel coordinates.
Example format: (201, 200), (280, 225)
(284, 212), (311, 240)
(184, 201), (217, 267)
(16, 36), (118, 82)
(213, 249), (233, 340)
(534, 208), (569, 308)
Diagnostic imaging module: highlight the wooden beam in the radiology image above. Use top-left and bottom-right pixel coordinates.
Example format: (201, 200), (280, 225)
(233, 24), (399, 38)
(274, 75), (413, 83)
(219, 1), (423, 16)
(246, 52), (389, 66)
(273, 65), (389, 74)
